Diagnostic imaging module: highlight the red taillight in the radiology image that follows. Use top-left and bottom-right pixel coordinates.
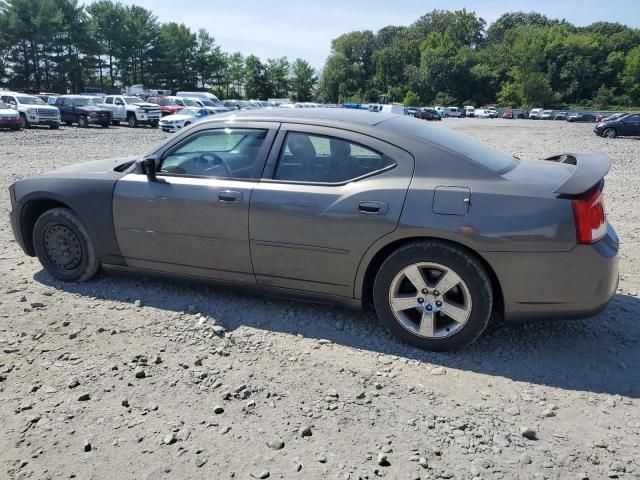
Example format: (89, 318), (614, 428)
(572, 186), (606, 244)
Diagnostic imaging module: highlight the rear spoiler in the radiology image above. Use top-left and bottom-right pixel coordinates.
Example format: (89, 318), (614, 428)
(543, 153), (611, 196)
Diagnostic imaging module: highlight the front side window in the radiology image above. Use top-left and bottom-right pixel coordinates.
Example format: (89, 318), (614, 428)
(274, 132), (395, 183)
(105, 97), (113, 104)
(160, 129), (268, 179)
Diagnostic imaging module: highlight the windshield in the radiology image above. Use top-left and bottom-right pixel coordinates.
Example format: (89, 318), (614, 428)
(180, 108), (201, 116)
(17, 96), (46, 105)
(74, 97), (101, 106)
(123, 96), (143, 104)
(182, 99), (200, 107)
(199, 100), (215, 106)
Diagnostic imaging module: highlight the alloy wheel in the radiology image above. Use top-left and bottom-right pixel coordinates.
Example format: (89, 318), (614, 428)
(388, 262), (472, 338)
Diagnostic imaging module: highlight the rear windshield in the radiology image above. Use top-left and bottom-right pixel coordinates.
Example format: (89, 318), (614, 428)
(383, 116), (517, 174)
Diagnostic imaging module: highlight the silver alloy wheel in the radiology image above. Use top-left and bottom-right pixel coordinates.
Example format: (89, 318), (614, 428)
(388, 262), (472, 338)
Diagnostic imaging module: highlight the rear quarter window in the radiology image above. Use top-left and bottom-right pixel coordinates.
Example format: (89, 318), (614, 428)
(383, 116), (517, 174)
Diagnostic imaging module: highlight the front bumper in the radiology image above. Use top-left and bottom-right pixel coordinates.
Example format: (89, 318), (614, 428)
(484, 224), (619, 322)
(0, 117), (21, 127)
(9, 185), (27, 254)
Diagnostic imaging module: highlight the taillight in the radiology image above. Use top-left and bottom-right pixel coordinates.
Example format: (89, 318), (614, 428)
(572, 186), (606, 244)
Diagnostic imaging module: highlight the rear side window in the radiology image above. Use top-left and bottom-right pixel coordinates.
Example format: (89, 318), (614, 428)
(274, 132), (395, 183)
(105, 97), (113, 104)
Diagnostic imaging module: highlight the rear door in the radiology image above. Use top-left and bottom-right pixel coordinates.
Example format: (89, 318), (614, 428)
(249, 124), (414, 297)
(112, 122), (278, 282)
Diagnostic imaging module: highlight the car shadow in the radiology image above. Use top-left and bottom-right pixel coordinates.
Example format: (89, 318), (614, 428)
(35, 269), (640, 398)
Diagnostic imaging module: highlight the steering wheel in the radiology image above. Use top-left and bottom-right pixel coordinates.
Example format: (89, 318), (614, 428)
(200, 153), (232, 177)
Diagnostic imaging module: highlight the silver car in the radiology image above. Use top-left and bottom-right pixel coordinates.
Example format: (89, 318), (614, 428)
(8, 110), (619, 351)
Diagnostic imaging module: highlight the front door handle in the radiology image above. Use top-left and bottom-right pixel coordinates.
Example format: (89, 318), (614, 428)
(358, 201), (388, 215)
(218, 190), (242, 203)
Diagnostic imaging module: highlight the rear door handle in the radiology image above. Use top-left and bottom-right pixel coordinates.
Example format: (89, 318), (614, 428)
(218, 190), (242, 203)
(358, 201), (388, 215)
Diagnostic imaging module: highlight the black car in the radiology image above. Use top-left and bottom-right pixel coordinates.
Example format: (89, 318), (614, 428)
(415, 108), (441, 121)
(594, 112), (640, 138)
(567, 113), (597, 123)
(55, 95), (112, 128)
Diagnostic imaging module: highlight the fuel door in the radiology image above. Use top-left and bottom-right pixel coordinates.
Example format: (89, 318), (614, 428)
(432, 186), (471, 215)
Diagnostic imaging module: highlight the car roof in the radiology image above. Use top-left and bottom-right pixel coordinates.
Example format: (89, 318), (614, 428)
(205, 108), (398, 127)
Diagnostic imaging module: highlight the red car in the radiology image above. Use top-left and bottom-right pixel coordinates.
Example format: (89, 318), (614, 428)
(147, 96), (184, 116)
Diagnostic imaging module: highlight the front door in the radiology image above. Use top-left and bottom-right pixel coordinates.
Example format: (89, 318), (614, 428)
(112, 123), (278, 282)
(249, 124), (414, 297)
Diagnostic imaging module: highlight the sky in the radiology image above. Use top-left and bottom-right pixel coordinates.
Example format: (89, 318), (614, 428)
(85, 0), (640, 69)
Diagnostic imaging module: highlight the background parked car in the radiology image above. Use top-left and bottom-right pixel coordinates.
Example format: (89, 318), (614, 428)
(0, 92), (60, 129)
(100, 95), (161, 128)
(463, 105), (475, 117)
(158, 107), (214, 133)
(405, 106), (419, 117)
(502, 109), (513, 119)
(567, 112), (597, 123)
(415, 108), (441, 121)
(175, 91), (223, 106)
(541, 109), (554, 120)
(0, 99), (21, 130)
(528, 108), (544, 119)
(554, 111), (568, 120)
(146, 96), (184, 116)
(55, 95), (112, 128)
(594, 112), (640, 138)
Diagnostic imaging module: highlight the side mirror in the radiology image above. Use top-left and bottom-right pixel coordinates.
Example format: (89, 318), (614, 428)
(136, 156), (158, 181)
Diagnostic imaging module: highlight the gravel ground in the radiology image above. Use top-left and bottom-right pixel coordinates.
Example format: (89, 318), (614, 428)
(0, 119), (639, 480)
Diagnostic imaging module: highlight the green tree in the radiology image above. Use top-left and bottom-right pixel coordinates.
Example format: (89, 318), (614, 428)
(402, 90), (420, 106)
(290, 58), (317, 101)
(621, 45), (640, 102)
(244, 54), (270, 99)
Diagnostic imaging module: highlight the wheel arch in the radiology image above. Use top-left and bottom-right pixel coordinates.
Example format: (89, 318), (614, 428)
(357, 235), (504, 320)
(20, 197), (74, 256)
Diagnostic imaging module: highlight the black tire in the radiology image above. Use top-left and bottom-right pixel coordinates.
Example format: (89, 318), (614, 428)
(151, 120), (159, 128)
(603, 128), (617, 138)
(32, 208), (99, 282)
(373, 241), (493, 352)
(49, 124), (59, 130)
(127, 114), (139, 128)
(78, 115), (88, 128)
(20, 113), (30, 129)
(101, 121), (110, 128)
(10, 126), (21, 131)
(112, 120), (120, 126)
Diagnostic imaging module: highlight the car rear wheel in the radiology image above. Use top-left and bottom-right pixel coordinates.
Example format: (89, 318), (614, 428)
(603, 128), (617, 138)
(373, 241), (493, 351)
(78, 115), (88, 128)
(33, 208), (99, 282)
(112, 120), (120, 126)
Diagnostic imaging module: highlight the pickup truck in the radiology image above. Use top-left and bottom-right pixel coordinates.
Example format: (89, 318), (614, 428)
(100, 95), (161, 128)
(0, 92), (61, 129)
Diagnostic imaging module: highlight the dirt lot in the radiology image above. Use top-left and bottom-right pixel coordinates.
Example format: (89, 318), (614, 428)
(0, 119), (639, 480)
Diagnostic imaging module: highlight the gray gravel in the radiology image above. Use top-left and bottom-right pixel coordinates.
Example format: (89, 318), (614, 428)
(0, 120), (639, 479)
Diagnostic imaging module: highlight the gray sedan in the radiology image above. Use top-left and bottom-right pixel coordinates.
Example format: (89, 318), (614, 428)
(8, 109), (619, 351)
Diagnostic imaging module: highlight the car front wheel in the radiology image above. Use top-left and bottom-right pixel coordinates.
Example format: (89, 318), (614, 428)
(603, 128), (617, 138)
(373, 241), (493, 351)
(127, 114), (139, 128)
(32, 208), (99, 282)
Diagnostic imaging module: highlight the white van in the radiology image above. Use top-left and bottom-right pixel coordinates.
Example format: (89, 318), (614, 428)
(464, 105), (475, 117)
(529, 108), (544, 119)
(445, 106), (463, 118)
(176, 91), (223, 106)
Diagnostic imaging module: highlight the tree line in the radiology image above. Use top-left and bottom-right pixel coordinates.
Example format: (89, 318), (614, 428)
(0, 0), (318, 101)
(318, 10), (640, 108)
